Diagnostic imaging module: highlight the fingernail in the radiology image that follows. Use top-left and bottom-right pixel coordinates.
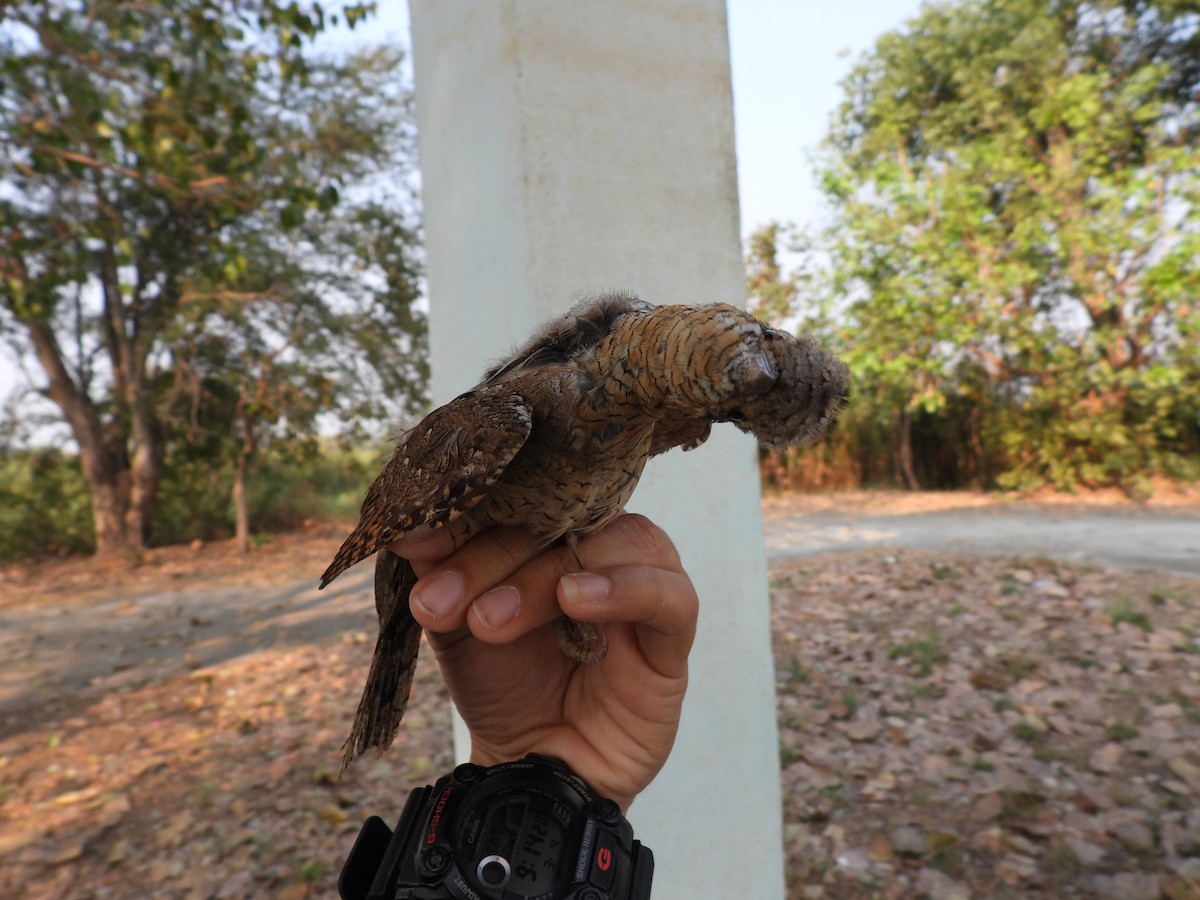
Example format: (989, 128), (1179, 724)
(560, 573), (611, 605)
(474, 586), (521, 630)
(412, 571), (463, 619)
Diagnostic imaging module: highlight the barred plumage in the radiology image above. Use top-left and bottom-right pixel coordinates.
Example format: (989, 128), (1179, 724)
(320, 293), (849, 771)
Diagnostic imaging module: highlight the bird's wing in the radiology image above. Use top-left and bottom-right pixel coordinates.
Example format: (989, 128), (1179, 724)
(319, 388), (534, 587)
(484, 293), (655, 381)
(649, 419), (712, 456)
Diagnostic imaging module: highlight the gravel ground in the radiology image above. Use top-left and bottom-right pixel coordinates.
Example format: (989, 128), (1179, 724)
(1, 494), (1198, 899)
(770, 549), (1199, 899)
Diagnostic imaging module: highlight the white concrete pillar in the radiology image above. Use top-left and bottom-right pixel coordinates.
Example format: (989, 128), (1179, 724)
(408, 2), (785, 896)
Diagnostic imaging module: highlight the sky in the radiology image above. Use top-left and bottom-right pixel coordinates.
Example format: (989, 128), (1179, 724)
(342, 0), (925, 237)
(727, 0), (923, 234)
(0, 0), (926, 430)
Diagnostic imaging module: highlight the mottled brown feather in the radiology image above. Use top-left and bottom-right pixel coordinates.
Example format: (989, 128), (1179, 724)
(321, 294), (850, 772)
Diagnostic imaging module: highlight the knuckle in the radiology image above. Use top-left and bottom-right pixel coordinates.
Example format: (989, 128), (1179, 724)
(611, 514), (681, 568)
(478, 526), (539, 572)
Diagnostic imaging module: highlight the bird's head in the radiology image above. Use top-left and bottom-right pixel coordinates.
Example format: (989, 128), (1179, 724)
(674, 304), (850, 449)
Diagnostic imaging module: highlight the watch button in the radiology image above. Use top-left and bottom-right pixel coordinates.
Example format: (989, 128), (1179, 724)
(593, 798), (621, 825)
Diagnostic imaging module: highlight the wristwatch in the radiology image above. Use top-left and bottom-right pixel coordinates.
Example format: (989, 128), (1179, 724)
(339, 753), (654, 899)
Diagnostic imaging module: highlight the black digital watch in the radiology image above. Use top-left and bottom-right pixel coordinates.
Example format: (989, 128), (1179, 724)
(339, 753), (654, 900)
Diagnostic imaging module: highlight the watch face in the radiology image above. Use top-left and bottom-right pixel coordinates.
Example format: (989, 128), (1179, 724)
(459, 782), (577, 899)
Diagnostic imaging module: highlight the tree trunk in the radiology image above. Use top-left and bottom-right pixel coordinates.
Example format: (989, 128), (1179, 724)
(126, 412), (162, 547)
(97, 239), (159, 550)
(27, 319), (135, 555)
(898, 406), (920, 490)
(233, 410), (256, 554)
(233, 450), (250, 554)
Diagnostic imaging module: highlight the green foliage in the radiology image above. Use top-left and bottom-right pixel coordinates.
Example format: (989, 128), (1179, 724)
(887, 634), (948, 677)
(0, 450), (93, 560)
(152, 439), (382, 545)
(0, 441), (381, 559)
(1106, 599), (1153, 631)
(745, 223), (830, 329)
(0, 1), (424, 552)
(760, 0), (1200, 493)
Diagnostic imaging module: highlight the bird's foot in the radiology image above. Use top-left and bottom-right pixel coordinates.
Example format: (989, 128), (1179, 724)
(551, 615), (609, 663)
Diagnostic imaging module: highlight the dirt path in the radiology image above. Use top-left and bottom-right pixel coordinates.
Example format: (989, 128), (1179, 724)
(763, 500), (1200, 576)
(2, 492), (1198, 899)
(5, 494), (1194, 720)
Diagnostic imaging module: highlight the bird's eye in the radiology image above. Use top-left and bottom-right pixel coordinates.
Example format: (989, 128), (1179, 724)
(727, 408), (745, 421)
(763, 328), (779, 341)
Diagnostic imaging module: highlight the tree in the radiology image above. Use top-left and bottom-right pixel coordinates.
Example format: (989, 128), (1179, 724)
(0, 1), (425, 554)
(819, 0), (1200, 492)
(745, 223), (865, 489)
(168, 47), (426, 552)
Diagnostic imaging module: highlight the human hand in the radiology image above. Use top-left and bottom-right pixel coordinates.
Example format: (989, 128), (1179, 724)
(388, 514), (698, 812)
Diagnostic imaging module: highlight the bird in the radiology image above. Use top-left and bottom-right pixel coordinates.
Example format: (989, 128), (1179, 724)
(319, 293), (850, 772)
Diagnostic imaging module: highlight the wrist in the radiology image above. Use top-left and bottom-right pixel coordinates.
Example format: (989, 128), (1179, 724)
(339, 753), (653, 899)
(468, 744), (638, 814)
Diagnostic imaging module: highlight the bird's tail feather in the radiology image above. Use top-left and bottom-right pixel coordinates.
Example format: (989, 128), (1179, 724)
(339, 549), (422, 774)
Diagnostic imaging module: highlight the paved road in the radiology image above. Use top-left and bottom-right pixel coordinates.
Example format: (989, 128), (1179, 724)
(764, 505), (1200, 577)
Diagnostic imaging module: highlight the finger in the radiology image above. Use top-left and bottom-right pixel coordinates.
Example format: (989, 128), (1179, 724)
(558, 563), (697, 679)
(570, 514), (685, 574)
(458, 514), (690, 647)
(386, 524), (456, 567)
(406, 527), (546, 633)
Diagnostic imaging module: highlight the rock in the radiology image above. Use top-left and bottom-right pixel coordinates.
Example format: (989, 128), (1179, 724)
(827, 699), (851, 719)
(927, 831), (963, 858)
(1087, 872), (1162, 900)
(1044, 713), (1076, 735)
(994, 853), (1039, 884)
(1075, 780), (1115, 812)
(866, 833), (895, 862)
(795, 762), (843, 791)
(1004, 833), (1039, 855)
(1065, 838), (1105, 866)
(969, 793), (1004, 822)
(1109, 821), (1155, 854)
(1159, 818), (1194, 857)
(1019, 711), (1050, 734)
(861, 771), (897, 800)
(921, 754), (954, 776)
(315, 803), (347, 825)
(0, 831), (39, 856)
(1032, 579), (1070, 597)
(915, 867), (972, 900)
(1187, 809), (1200, 837)
(1167, 756), (1200, 791)
(802, 750), (841, 772)
(1150, 702), (1184, 719)
(1089, 742), (1124, 774)
(45, 839), (87, 865)
(972, 725), (1006, 750)
(890, 825), (926, 858)
(1170, 857), (1200, 882)
(843, 720), (882, 742)
(833, 846), (871, 874)
(970, 827), (1005, 853)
